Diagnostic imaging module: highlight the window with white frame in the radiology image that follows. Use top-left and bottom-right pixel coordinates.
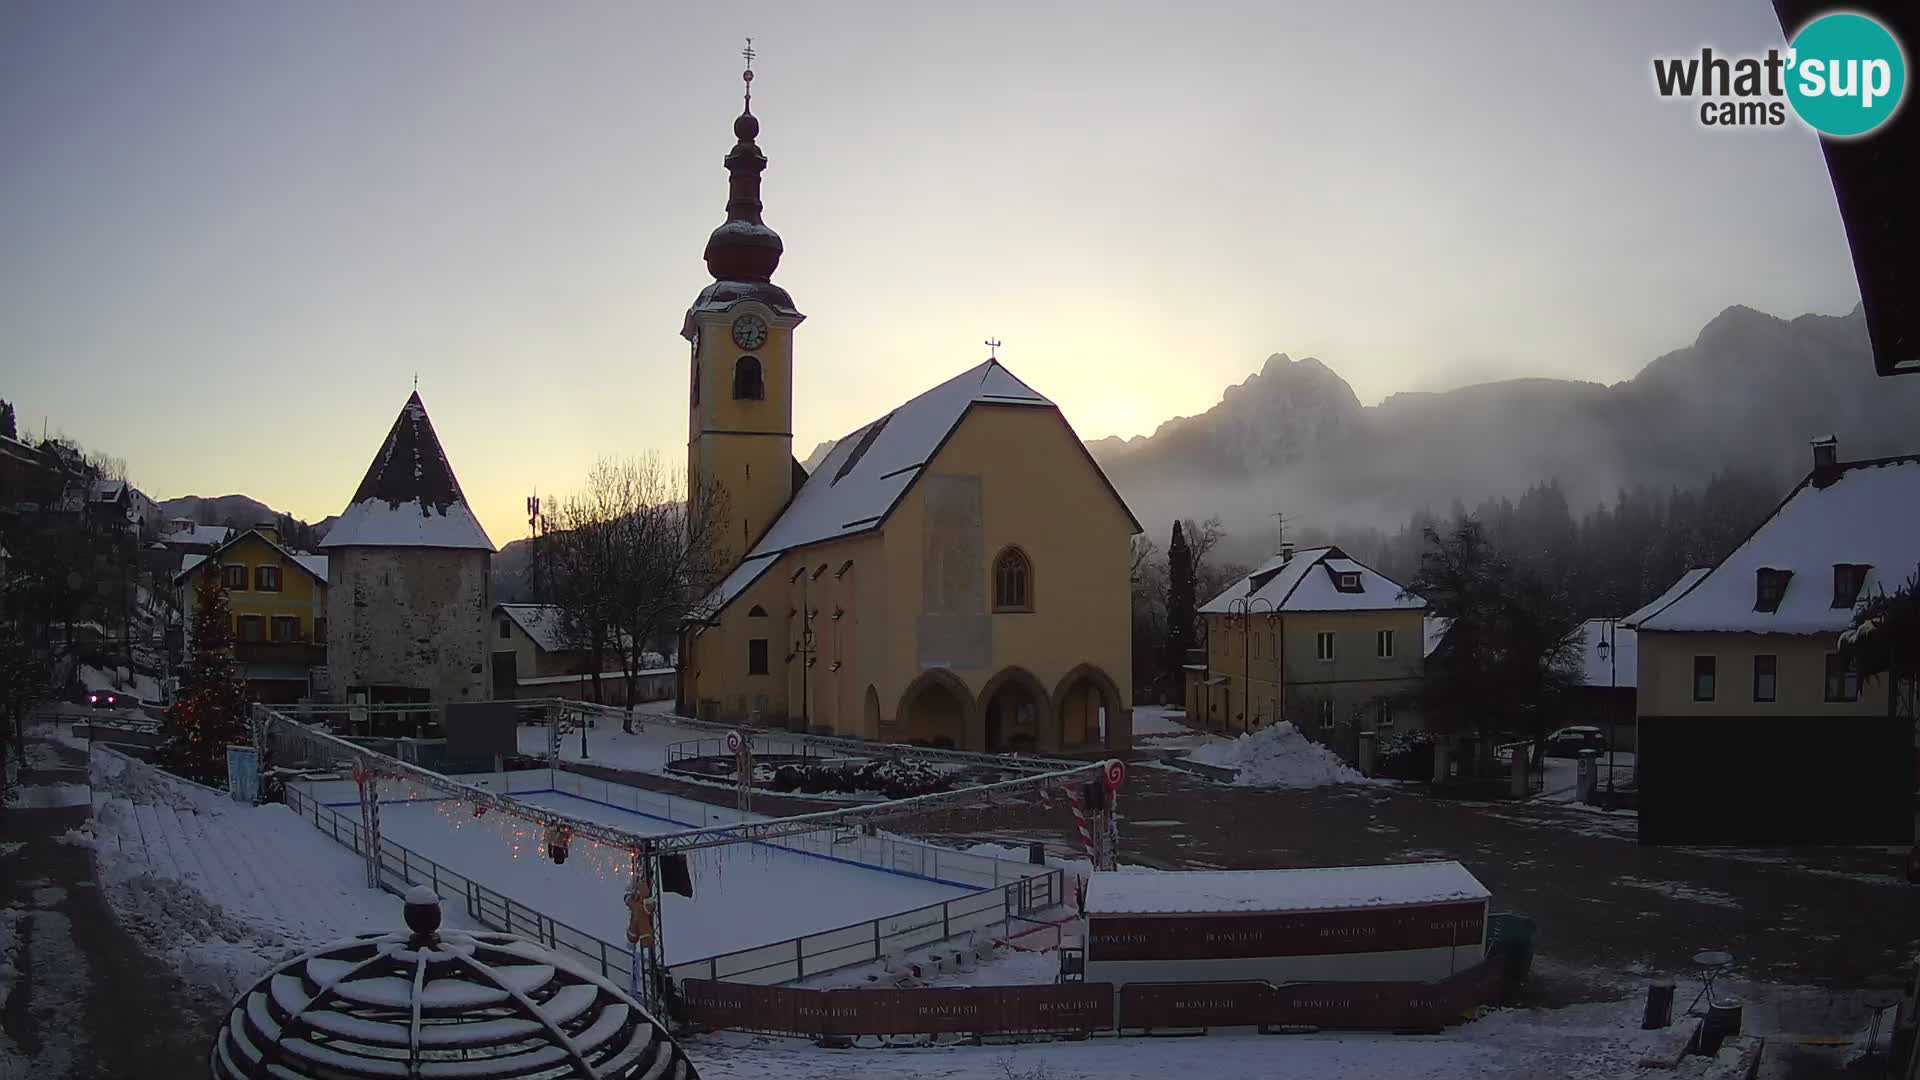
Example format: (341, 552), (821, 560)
(1376, 698), (1395, 728)
(1315, 631), (1335, 661)
(1376, 629), (1394, 659)
(1317, 699), (1335, 730)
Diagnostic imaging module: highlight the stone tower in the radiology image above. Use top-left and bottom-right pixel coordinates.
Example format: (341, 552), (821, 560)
(682, 74), (806, 564)
(321, 391), (496, 704)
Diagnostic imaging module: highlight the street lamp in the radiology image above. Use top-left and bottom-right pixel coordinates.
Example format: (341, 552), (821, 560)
(1227, 596), (1276, 735)
(1596, 619), (1618, 794)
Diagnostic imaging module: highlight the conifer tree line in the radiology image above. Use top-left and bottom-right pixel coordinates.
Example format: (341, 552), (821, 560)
(1131, 466), (1785, 701)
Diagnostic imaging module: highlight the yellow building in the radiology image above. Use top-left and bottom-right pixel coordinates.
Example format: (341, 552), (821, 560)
(676, 91), (1138, 753)
(1193, 546), (1427, 756)
(176, 525), (329, 702)
(1631, 439), (1916, 844)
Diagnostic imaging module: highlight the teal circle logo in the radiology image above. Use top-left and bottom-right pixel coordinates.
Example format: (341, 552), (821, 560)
(1787, 13), (1906, 137)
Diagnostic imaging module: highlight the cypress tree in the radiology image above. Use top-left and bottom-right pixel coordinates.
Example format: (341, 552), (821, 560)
(1165, 521), (1195, 681)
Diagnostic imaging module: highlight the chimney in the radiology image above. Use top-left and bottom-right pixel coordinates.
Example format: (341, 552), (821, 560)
(254, 520), (280, 544)
(1280, 542), (1296, 562)
(1810, 435), (1840, 488)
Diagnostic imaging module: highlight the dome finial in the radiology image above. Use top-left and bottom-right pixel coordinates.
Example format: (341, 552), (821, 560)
(741, 36), (755, 115)
(704, 39), (782, 282)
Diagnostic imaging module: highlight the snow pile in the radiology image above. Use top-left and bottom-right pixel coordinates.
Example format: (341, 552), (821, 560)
(72, 750), (440, 999)
(1185, 722), (1382, 788)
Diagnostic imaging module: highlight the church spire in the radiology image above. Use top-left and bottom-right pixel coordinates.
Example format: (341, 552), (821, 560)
(703, 39), (783, 283)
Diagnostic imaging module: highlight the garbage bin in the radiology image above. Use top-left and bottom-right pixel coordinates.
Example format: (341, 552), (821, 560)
(1485, 912), (1537, 997)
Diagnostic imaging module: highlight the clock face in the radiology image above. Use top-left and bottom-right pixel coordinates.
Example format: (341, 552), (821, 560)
(731, 314), (769, 350)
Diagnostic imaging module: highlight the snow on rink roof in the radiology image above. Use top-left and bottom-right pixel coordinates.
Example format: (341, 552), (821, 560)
(1200, 547), (1425, 615)
(1087, 862), (1489, 916)
(1637, 456), (1920, 634)
(700, 360), (1054, 613)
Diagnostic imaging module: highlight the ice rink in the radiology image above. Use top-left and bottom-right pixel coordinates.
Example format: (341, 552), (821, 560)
(358, 788), (978, 965)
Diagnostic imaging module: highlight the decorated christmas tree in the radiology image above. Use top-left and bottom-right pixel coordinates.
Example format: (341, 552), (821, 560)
(162, 568), (251, 784)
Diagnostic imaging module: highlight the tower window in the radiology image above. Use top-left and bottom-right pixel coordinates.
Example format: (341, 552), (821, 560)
(733, 356), (764, 400)
(993, 546), (1033, 612)
(748, 638), (769, 675)
(690, 362), (700, 408)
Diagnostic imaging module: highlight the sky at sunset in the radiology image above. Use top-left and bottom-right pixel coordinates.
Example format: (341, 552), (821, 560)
(0, 1), (1863, 545)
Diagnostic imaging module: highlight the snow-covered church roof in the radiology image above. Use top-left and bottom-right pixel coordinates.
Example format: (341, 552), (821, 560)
(320, 392), (495, 552)
(1635, 454), (1920, 635)
(701, 359), (1134, 615)
(1199, 546), (1426, 614)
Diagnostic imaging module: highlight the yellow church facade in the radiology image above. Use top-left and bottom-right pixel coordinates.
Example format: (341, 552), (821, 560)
(675, 87), (1137, 754)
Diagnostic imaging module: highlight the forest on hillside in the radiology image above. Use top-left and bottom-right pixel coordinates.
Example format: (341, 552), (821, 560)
(1129, 466), (1786, 702)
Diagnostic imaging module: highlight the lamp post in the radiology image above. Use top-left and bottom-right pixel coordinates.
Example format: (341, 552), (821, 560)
(1596, 620), (1617, 794)
(1228, 597), (1276, 734)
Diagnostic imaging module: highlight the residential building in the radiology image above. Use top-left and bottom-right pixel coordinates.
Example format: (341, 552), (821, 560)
(321, 392), (495, 707)
(1194, 545), (1427, 758)
(176, 525), (329, 702)
(677, 91), (1138, 752)
(1633, 438), (1917, 844)
(489, 603), (671, 704)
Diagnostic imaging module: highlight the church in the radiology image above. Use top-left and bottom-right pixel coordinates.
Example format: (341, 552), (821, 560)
(676, 72), (1139, 754)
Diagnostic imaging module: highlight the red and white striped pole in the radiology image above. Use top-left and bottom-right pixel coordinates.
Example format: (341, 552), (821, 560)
(1067, 785), (1094, 855)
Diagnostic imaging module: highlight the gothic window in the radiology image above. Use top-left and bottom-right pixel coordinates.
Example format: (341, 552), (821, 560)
(733, 356), (764, 400)
(993, 546), (1033, 612)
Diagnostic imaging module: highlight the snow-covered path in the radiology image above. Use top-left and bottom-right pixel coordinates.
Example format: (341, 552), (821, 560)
(74, 749), (457, 999)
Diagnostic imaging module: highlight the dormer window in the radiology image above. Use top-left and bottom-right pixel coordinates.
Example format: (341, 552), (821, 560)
(1338, 573), (1361, 592)
(1754, 568), (1791, 613)
(1831, 564), (1869, 609)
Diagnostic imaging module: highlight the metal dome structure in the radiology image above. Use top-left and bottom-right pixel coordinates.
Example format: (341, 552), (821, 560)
(210, 887), (696, 1080)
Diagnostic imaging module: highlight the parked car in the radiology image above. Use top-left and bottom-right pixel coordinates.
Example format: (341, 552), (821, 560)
(84, 688), (133, 710)
(1543, 725), (1607, 757)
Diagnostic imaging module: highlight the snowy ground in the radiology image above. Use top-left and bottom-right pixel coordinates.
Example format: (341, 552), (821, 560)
(362, 788), (978, 965)
(79, 663), (163, 704)
(1128, 705), (1194, 738)
(65, 750), (468, 1000)
(1184, 722), (1384, 789)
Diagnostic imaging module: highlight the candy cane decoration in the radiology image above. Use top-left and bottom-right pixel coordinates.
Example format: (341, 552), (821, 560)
(1066, 784), (1094, 855)
(353, 758), (382, 890)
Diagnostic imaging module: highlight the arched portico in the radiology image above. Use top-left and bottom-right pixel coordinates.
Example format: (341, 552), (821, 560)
(977, 666), (1052, 753)
(1052, 663), (1126, 750)
(896, 669), (974, 749)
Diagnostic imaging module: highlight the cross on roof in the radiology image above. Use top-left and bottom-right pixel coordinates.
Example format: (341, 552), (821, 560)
(984, 338), (1001, 359)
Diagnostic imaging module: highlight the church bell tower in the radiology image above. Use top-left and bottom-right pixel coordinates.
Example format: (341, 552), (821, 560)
(684, 42), (804, 564)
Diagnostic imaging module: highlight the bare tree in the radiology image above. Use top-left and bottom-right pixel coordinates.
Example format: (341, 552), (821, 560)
(546, 457), (732, 733)
(1181, 515), (1227, 580)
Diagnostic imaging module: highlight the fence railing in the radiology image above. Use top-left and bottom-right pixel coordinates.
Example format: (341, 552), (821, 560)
(663, 735), (840, 772)
(281, 777), (1063, 989)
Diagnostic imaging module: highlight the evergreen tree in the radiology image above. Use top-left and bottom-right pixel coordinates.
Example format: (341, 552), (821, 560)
(0, 399), (15, 439)
(1164, 521), (1195, 680)
(162, 568), (251, 784)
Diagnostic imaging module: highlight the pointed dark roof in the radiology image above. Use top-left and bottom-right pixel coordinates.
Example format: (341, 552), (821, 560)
(320, 392), (494, 551)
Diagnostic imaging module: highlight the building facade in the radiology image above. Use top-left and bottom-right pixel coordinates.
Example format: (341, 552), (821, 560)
(1193, 546), (1427, 758)
(176, 525), (328, 703)
(1633, 439), (1917, 844)
(322, 392), (495, 706)
(676, 90), (1138, 753)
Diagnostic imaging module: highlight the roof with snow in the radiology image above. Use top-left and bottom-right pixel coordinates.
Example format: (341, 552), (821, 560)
(319, 392), (494, 552)
(1423, 616), (1453, 658)
(698, 359), (1138, 616)
(1621, 568), (1710, 628)
(1086, 861), (1488, 916)
(497, 604), (578, 653)
(211, 889), (689, 1080)
(175, 529), (329, 585)
(164, 523), (232, 547)
(1635, 455), (1920, 635)
(1565, 618), (1635, 689)
(1199, 546), (1426, 615)
(88, 478), (127, 502)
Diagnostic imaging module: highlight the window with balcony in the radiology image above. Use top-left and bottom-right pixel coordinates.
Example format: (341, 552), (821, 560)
(270, 616), (299, 643)
(237, 615), (263, 643)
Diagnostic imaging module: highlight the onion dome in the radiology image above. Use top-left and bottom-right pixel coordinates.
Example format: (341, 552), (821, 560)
(209, 887), (695, 1079)
(701, 105), (783, 283)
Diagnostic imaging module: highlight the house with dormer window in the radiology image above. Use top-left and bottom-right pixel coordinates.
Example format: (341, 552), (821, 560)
(1192, 544), (1427, 756)
(1632, 436), (1918, 844)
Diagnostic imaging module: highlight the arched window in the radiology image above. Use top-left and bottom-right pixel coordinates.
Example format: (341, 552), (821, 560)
(747, 604), (767, 617)
(733, 356), (764, 400)
(993, 546), (1033, 612)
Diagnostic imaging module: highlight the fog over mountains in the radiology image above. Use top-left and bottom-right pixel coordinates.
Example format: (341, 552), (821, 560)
(1088, 304), (1917, 544)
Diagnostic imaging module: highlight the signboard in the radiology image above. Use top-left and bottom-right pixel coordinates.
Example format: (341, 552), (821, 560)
(226, 746), (260, 804)
(1088, 901), (1486, 962)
